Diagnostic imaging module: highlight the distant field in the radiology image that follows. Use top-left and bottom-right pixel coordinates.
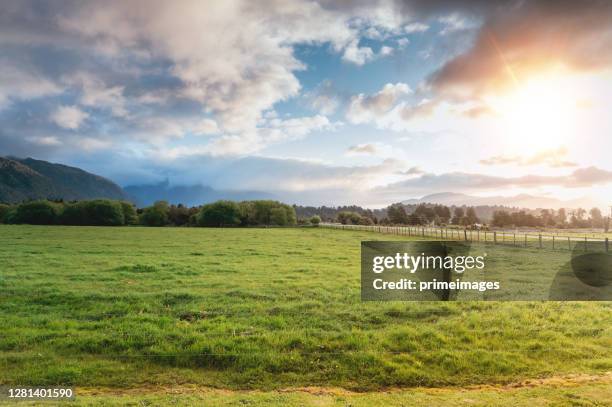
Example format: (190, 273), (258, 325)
(0, 226), (610, 404)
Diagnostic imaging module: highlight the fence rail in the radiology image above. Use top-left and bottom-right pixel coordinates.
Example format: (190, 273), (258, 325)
(321, 223), (610, 253)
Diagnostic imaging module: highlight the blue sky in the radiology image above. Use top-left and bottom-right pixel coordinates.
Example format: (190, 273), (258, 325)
(1, 1), (612, 207)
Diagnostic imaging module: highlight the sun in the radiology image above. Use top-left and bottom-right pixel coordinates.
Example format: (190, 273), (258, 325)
(491, 72), (578, 151)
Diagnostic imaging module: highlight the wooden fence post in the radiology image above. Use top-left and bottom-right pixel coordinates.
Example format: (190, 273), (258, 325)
(606, 238), (609, 252)
(539, 234), (542, 249)
(493, 231), (497, 244)
(552, 236), (555, 250)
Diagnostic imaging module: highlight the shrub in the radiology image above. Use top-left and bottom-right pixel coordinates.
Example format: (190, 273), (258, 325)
(309, 215), (321, 226)
(12, 201), (61, 225)
(119, 201), (138, 225)
(197, 200), (241, 227)
(270, 207), (288, 226)
(140, 201), (170, 227)
(61, 200), (125, 226)
(0, 204), (10, 224)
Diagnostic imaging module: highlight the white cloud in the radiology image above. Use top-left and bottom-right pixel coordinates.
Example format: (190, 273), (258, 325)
(379, 45), (394, 57)
(26, 136), (62, 146)
(50, 105), (89, 130)
(65, 72), (127, 117)
(346, 82), (412, 124)
(342, 39), (375, 65)
(192, 119), (220, 136)
(0, 62), (62, 109)
(346, 142), (395, 157)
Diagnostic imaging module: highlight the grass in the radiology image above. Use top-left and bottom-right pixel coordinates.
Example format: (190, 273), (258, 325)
(0, 225), (610, 397)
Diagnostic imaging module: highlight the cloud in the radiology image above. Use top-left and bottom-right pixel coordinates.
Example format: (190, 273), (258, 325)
(480, 147), (578, 168)
(397, 166), (424, 176)
(192, 119), (220, 136)
(346, 83), (439, 131)
(427, 1), (612, 99)
(306, 80), (340, 115)
(346, 142), (395, 157)
(0, 62), (62, 109)
(379, 166), (612, 197)
(346, 83), (412, 124)
(65, 72), (128, 118)
(342, 39), (375, 65)
(25, 136), (62, 147)
(50, 105), (89, 130)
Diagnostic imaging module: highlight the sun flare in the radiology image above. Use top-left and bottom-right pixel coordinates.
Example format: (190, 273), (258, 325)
(492, 72), (578, 151)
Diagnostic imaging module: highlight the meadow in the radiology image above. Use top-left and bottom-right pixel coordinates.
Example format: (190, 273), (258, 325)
(0, 225), (610, 405)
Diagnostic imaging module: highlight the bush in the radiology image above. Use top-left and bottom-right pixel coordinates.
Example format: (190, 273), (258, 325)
(61, 200), (125, 226)
(270, 207), (288, 226)
(309, 215), (321, 226)
(12, 201), (61, 225)
(197, 200), (241, 227)
(140, 201), (170, 227)
(0, 204), (10, 224)
(119, 201), (138, 225)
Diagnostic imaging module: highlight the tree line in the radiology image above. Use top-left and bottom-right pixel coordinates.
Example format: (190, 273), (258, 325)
(0, 199), (316, 227)
(492, 207), (610, 230)
(335, 204), (481, 227)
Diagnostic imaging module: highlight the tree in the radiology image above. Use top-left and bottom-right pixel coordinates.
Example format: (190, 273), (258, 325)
(337, 211), (362, 225)
(270, 207), (288, 226)
(0, 204), (10, 224)
(589, 207), (603, 228)
(452, 207), (465, 225)
(387, 204), (409, 224)
(309, 215), (321, 226)
(465, 207), (479, 225)
(61, 200), (124, 226)
(197, 200), (241, 227)
(140, 201), (170, 226)
(556, 208), (567, 227)
(168, 204), (192, 226)
(413, 204), (435, 224)
(12, 201), (61, 225)
(120, 201), (138, 225)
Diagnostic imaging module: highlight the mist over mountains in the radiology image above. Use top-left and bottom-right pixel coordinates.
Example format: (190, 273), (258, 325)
(124, 181), (275, 207)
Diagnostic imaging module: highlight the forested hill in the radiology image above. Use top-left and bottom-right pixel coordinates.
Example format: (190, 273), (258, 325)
(0, 156), (126, 203)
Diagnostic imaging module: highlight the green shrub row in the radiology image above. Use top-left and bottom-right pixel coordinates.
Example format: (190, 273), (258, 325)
(0, 199), (310, 227)
(0, 200), (137, 226)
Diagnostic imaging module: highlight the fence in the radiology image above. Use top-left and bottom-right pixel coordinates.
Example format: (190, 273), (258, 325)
(321, 223), (610, 253)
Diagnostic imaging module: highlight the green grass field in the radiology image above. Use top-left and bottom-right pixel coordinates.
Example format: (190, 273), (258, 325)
(0, 225), (610, 405)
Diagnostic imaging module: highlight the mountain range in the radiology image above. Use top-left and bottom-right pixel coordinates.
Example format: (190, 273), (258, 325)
(1, 157), (596, 211)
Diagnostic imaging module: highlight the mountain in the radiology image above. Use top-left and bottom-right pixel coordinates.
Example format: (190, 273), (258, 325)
(401, 192), (594, 210)
(0, 156), (126, 203)
(124, 180), (276, 207)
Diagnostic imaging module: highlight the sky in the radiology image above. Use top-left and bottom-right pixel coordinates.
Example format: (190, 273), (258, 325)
(1, 0), (612, 208)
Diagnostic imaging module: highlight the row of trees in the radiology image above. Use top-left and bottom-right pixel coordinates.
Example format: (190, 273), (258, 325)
(492, 208), (610, 230)
(0, 199), (314, 227)
(337, 204), (481, 227)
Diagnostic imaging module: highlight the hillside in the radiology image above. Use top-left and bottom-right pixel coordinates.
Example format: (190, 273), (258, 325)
(0, 157), (126, 203)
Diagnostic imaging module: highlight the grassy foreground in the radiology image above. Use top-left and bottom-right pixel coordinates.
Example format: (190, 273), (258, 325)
(0, 225), (610, 397)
